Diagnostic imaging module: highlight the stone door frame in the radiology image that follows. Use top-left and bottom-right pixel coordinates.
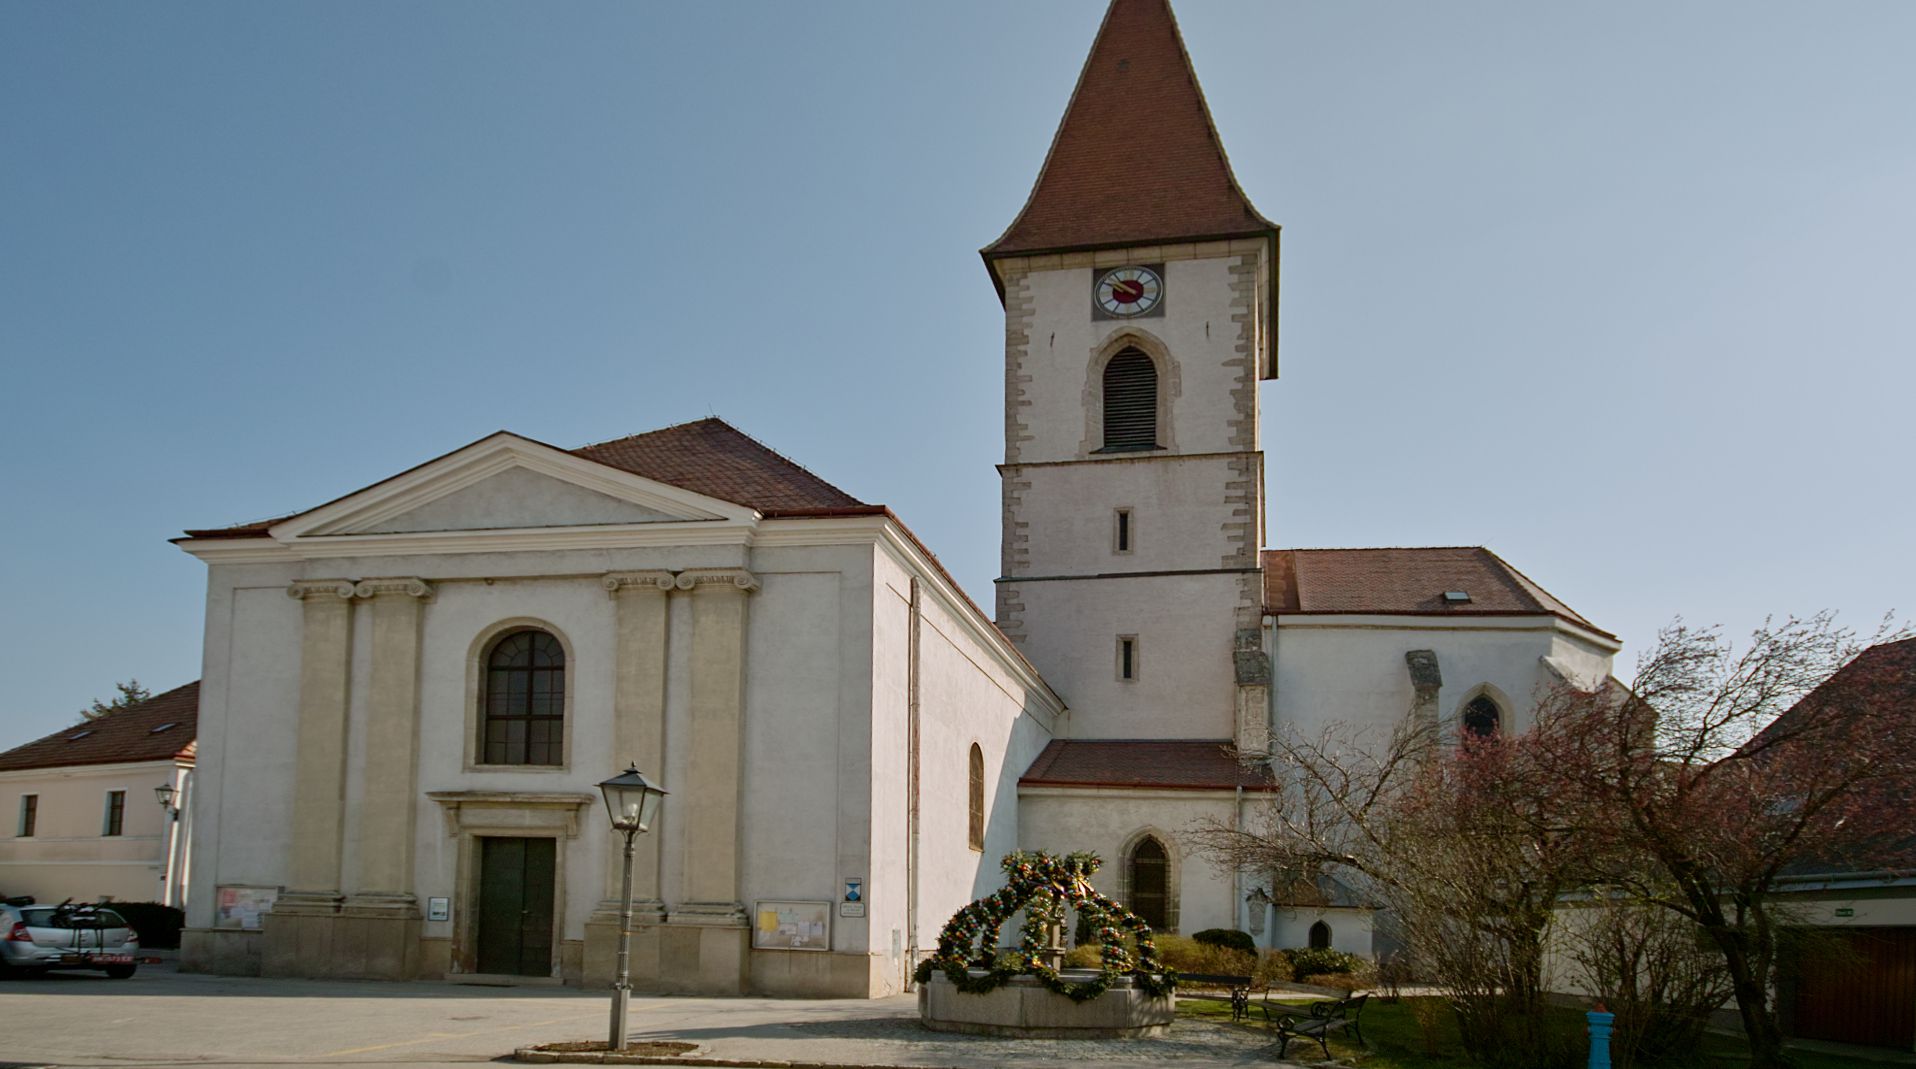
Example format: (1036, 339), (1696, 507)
(427, 790), (593, 978)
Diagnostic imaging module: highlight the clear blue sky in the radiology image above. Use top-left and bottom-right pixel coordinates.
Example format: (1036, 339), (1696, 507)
(3, 1), (1911, 743)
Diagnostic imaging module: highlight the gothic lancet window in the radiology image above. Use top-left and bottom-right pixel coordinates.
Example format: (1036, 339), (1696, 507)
(1101, 347), (1159, 451)
(1129, 836), (1170, 929)
(1309, 920), (1332, 949)
(1462, 695), (1501, 739)
(968, 744), (986, 851)
(482, 630), (566, 765)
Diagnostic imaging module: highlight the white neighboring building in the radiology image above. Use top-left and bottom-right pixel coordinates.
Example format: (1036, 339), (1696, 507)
(170, 0), (1618, 993)
(0, 682), (197, 910)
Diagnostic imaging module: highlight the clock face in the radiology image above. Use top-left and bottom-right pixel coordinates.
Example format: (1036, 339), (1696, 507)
(1095, 265), (1163, 318)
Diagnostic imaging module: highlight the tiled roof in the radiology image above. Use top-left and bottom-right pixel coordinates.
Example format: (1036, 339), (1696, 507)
(183, 418), (866, 539)
(1019, 739), (1275, 791)
(1757, 639), (1916, 878)
(1262, 547), (1611, 638)
(573, 419), (865, 512)
(0, 682), (199, 773)
(983, 0), (1275, 258)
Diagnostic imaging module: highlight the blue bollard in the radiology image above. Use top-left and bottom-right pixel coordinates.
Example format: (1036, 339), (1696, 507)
(1586, 1010), (1615, 1069)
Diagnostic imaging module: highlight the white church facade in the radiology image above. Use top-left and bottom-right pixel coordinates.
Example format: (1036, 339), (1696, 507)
(175, 0), (1617, 996)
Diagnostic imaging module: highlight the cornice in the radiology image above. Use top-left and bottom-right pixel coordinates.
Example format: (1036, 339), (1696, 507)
(286, 579), (357, 601)
(602, 570), (677, 597)
(353, 576), (434, 600)
(673, 567), (759, 593)
(181, 521), (756, 564)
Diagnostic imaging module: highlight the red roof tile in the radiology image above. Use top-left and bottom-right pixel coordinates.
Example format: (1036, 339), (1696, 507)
(1262, 547), (1611, 638)
(573, 419), (865, 512)
(0, 682), (198, 773)
(1020, 739), (1275, 791)
(983, 0), (1275, 258)
(182, 419), (866, 539)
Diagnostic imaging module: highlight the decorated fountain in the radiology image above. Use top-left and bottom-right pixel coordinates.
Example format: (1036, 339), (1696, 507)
(914, 851), (1176, 1038)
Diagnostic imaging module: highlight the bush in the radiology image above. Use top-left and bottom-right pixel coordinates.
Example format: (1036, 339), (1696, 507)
(1192, 928), (1256, 956)
(1282, 946), (1369, 982)
(1154, 934), (1255, 977)
(1252, 949), (1293, 987)
(107, 901), (184, 949)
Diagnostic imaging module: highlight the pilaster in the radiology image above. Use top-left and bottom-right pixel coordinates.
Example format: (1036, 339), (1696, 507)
(280, 579), (358, 905)
(674, 567), (757, 921)
(347, 577), (432, 913)
(598, 570), (674, 918)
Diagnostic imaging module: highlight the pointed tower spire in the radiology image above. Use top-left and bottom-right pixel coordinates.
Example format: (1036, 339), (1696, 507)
(983, 0), (1275, 260)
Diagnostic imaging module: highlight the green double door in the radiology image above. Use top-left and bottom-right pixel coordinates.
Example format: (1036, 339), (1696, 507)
(476, 837), (555, 976)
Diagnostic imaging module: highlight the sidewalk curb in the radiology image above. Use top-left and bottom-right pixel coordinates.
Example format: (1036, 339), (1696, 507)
(513, 1051), (966, 1069)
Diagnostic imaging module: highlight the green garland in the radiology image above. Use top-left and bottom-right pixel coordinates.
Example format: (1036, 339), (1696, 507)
(912, 851), (1177, 1002)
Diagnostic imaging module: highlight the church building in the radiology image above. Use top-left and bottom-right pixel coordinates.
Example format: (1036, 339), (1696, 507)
(175, 0), (1617, 996)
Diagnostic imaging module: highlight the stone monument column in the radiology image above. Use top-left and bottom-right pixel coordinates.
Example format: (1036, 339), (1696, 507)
(584, 570), (675, 986)
(662, 566), (757, 993)
(262, 578), (357, 977)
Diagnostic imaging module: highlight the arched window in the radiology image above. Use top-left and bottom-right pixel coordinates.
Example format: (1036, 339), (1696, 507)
(1462, 695), (1501, 739)
(1129, 836), (1170, 929)
(481, 630), (565, 765)
(1101, 347), (1159, 451)
(1309, 920), (1332, 950)
(967, 744), (986, 851)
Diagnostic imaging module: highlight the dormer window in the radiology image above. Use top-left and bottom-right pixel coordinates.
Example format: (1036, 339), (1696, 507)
(150, 722), (177, 734)
(1443, 591), (1472, 604)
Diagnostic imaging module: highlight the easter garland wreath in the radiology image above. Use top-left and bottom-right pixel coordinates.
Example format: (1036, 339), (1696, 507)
(911, 851), (1176, 1002)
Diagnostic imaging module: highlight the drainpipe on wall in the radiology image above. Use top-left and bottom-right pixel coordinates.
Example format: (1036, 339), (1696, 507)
(905, 577), (923, 990)
(1232, 784), (1244, 932)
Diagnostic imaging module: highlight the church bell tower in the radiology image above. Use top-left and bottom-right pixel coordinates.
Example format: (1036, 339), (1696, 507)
(985, 0), (1278, 744)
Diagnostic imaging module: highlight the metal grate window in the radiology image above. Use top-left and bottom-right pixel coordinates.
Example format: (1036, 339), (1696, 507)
(1101, 347), (1159, 451)
(482, 630), (566, 766)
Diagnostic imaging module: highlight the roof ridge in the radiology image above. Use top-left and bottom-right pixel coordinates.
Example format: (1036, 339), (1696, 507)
(1270, 545), (1491, 553)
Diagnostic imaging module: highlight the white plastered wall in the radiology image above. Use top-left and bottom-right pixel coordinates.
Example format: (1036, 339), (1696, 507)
(0, 760), (183, 904)
(1271, 615), (1617, 742)
(1018, 788), (1242, 937)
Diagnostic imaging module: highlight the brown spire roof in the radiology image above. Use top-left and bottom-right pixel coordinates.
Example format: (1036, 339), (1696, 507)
(0, 681), (199, 773)
(983, 0), (1276, 258)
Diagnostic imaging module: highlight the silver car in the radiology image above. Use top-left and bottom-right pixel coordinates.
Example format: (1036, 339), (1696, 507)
(1, 902), (141, 978)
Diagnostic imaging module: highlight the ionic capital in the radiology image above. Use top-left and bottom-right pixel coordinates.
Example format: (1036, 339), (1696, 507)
(287, 579), (357, 602)
(353, 577), (434, 601)
(674, 567), (759, 594)
(602, 570), (678, 598)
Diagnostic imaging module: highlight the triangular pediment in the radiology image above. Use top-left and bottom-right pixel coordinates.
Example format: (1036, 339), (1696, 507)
(274, 432), (757, 540)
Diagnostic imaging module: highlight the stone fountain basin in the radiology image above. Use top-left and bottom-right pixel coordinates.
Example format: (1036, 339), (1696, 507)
(917, 969), (1174, 1038)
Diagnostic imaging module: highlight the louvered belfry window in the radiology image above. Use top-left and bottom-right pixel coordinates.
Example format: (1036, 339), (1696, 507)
(1101, 347), (1159, 451)
(483, 630), (565, 765)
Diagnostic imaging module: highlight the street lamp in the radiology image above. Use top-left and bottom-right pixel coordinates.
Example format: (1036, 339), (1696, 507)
(154, 783), (179, 820)
(597, 764), (667, 1051)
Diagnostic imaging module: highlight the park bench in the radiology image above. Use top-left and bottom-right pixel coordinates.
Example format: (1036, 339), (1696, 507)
(1259, 991), (1368, 1060)
(1180, 972), (1255, 1021)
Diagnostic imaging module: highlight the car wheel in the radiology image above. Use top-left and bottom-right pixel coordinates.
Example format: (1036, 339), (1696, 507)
(104, 964), (137, 979)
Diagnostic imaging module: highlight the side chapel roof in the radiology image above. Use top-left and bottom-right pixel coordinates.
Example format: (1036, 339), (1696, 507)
(1020, 739), (1276, 792)
(982, 0), (1276, 258)
(1262, 547), (1612, 639)
(0, 681), (199, 773)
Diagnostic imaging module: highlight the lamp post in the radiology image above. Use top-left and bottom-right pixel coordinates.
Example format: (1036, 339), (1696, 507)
(597, 764), (667, 1051)
(154, 782), (180, 819)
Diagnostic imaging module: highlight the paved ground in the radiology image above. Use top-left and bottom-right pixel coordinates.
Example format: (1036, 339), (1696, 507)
(0, 964), (1305, 1069)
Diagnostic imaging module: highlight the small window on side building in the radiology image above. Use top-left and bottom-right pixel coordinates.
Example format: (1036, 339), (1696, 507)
(18, 794), (37, 837)
(1114, 509), (1133, 553)
(102, 790), (125, 837)
(1118, 636), (1138, 681)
